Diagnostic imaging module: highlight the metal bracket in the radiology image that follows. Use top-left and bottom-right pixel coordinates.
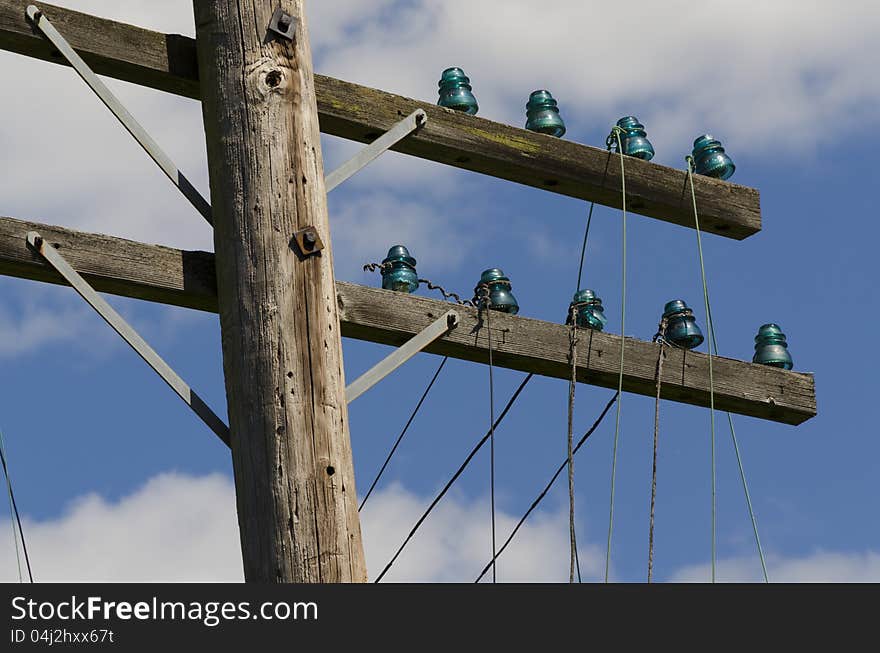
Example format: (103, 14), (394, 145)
(292, 226), (324, 256)
(25, 5), (214, 226)
(268, 8), (297, 41)
(325, 109), (427, 192)
(346, 310), (458, 403)
(26, 231), (230, 446)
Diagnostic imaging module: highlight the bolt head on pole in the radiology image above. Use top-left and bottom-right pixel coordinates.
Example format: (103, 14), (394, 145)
(661, 299), (704, 349)
(381, 245), (419, 293)
(437, 67), (479, 115)
(752, 323), (793, 370)
(525, 90), (566, 137)
(475, 268), (519, 314)
(569, 288), (607, 330)
(616, 116), (655, 160)
(691, 134), (736, 180)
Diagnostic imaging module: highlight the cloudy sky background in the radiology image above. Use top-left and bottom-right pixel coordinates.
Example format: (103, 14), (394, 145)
(1, 0), (878, 582)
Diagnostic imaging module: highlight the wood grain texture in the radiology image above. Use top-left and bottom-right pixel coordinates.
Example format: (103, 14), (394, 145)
(0, 0), (760, 239)
(194, 0), (365, 583)
(0, 215), (816, 426)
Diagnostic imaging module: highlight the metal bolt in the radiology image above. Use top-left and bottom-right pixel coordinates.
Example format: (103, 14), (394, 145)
(278, 15), (291, 31)
(302, 231), (317, 250)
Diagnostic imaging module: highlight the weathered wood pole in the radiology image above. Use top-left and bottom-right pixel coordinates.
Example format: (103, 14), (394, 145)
(192, 0), (367, 582)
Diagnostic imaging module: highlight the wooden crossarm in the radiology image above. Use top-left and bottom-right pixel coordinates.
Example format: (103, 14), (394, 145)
(0, 215), (814, 425)
(0, 0), (761, 239)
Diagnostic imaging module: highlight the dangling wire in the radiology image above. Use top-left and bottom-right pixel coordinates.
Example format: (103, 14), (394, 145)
(475, 284), (499, 583)
(375, 373), (534, 583)
(566, 309), (578, 583)
(475, 391), (619, 582)
(604, 125), (628, 583)
(684, 166), (769, 582)
(685, 156), (718, 583)
(1, 428), (22, 582)
(359, 357), (449, 512)
(0, 427), (33, 583)
(647, 318), (668, 583)
(563, 134), (617, 584)
(575, 202), (597, 294)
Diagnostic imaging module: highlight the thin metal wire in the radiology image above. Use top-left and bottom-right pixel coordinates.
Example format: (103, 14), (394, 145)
(486, 302), (498, 583)
(685, 156), (718, 583)
(648, 341), (666, 583)
(697, 261), (770, 582)
(475, 392), (619, 582)
(724, 409), (770, 582)
(0, 428), (33, 582)
(375, 373), (534, 583)
(604, 127), (628, 583)
(575, 202), (597, 294)
(359, 357), (449, 512)
(0, 427), (22, 582)
(567, 314), (578, 583)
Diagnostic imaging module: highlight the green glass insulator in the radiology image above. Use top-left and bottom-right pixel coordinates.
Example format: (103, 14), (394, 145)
(569, 289), (607, 330)
(437, 67), (479, 115)
(475, 268), (519, 314)
(692, 134), (735, 180)
(381, 245), (419, 293)
(616, 116), (655, 160)
(661, 299), (704, 349)
(525, 90), (566, 137)
(752, 323), (793, 370)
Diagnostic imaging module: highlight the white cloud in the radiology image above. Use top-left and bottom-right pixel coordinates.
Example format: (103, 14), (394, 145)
(0, 472), (243, 582)
(329, 191), (474, 281)
(3, 470), (878, 583)
(3, 0), (875, 277)
(361, 482), (604, 582)
(0, 472), (602, 583)
(671, 551), (880, 583)
(0, 298), (92, 358)
(311, 0), (880, 160)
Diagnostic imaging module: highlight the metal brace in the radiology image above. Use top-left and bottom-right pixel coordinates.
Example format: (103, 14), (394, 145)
(268, 8), (297, 41)
(26, 232), (231, 446)
(292, 226), (324, 256)
(346, 310), (458, 403)
(25, 5), (214, 226)
(325, 109), (427, 192)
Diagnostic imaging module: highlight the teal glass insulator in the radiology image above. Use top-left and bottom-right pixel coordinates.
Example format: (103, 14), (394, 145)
(569, 289), (607, 330)
(661, 299), (704, 349)
(525, 90), (566, 137)
(437, 67), (479, 115)
(752, 323), (793, 370)
(691, 134), (735, 180)
(381, 245), (419, 293)
(475, 268), (519, 314)
(616, 116), (654, 160)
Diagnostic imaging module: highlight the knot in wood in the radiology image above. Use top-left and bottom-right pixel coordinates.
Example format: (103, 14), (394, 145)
(249, 59), (290, 98)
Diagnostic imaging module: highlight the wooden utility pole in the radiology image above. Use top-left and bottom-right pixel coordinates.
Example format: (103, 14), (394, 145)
(192, 0), (366, 582)
(0, 0), (818, 586)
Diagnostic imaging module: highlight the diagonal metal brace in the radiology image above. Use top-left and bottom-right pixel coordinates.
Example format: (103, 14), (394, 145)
(26, 5), (214, 226)
(346, 309), (458, 403)
(325, 109), (427, 192)
(26, 231), (230, 447)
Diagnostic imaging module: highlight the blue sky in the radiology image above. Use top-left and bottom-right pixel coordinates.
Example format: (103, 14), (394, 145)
(1, 0), (878, 582)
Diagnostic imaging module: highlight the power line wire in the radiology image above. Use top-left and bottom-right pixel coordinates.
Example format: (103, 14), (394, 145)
(475, 391), (619, 582)
(359, 357), (449, 512)
(605, 127), (628, 583)
(0, 428), (33, 583)
(684, 168), (769, 582)
(374, 373), (534, 583)
(486, 306), (498, 583)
